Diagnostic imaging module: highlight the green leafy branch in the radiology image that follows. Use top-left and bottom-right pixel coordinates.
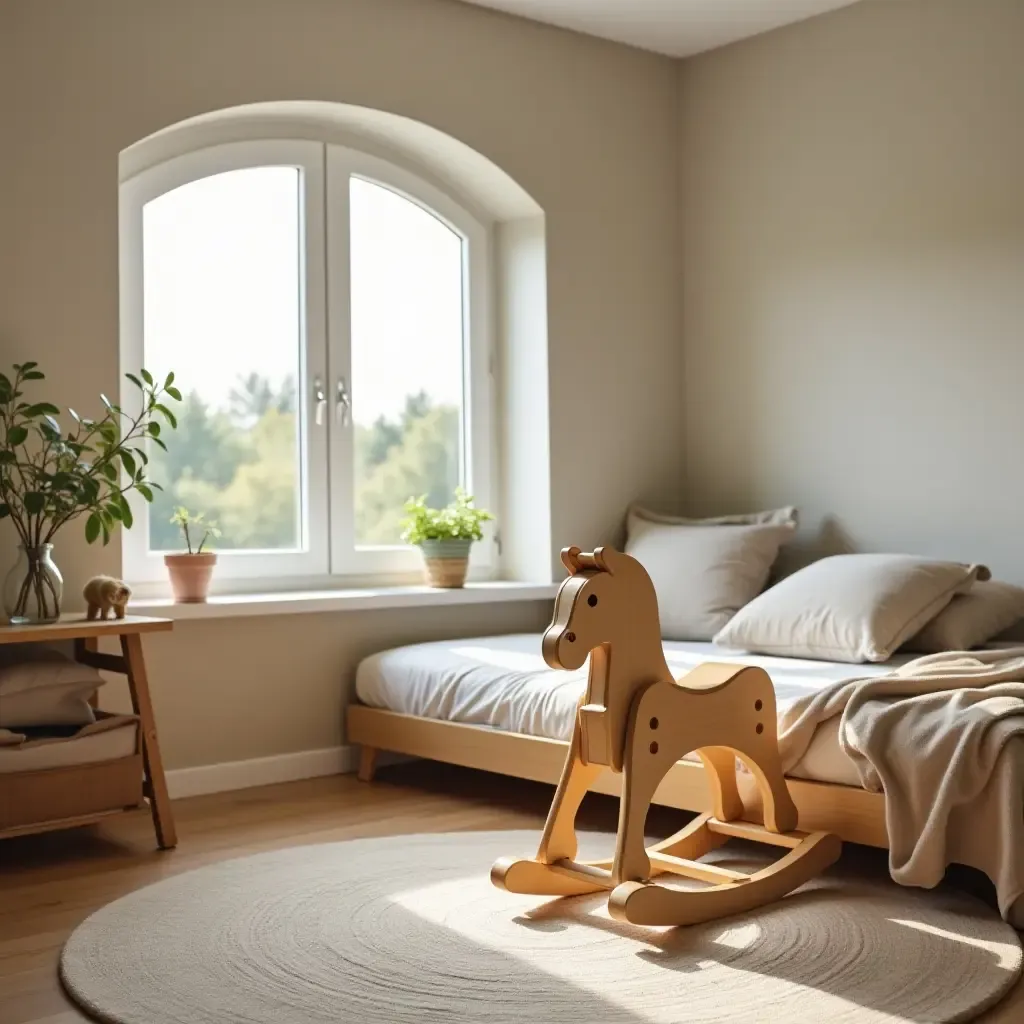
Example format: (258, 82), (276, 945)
(400, 487), (494, 545)
(0, 362), (181, 549)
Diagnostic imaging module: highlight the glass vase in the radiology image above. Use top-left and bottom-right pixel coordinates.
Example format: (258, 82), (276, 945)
(3, 544), (63, 624)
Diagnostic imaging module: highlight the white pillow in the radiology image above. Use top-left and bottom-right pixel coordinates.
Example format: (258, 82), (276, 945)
(904, 580), (1024, 653)
(0, 648), (104, 727)
(625, 504), (797, 641)
(714, 554), (990, 663)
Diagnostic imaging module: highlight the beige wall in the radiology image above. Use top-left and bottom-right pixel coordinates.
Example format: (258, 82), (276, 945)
(12, 0), (1021, 774)
(1, 0), (682, 768)
(0, 4), (13, 342)
(678, 0), (1024, 579)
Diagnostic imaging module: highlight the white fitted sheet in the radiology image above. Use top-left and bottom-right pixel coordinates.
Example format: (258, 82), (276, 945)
(355, 634), (914, 788)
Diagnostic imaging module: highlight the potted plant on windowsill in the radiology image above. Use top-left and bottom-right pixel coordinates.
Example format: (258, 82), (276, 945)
(164, 507), (221, 603)
(0, 362), (179, 624)
(400, 488), (494, 589)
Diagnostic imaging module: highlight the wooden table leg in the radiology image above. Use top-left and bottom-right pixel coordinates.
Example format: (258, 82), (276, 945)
(121, 633), (177, 850)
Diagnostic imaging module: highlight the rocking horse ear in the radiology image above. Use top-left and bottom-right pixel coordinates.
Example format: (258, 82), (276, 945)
(560, 546), (583, 575)
(591, 546), (624, 574)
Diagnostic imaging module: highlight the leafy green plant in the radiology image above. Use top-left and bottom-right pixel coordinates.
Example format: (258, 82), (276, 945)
(400, 487), (494, 545)
(0, 362), (179, 549)
(0, 362), (180, 621)
(170, 506), (221, 555)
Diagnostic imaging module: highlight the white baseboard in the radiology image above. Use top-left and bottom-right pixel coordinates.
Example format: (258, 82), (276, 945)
(166, 745), (359, 800)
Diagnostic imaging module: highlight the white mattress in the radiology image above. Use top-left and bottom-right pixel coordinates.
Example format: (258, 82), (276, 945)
(355, 634), (914, 788)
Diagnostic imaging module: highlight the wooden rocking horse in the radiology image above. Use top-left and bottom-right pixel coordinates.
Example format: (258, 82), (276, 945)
(491, 545), (841, 927)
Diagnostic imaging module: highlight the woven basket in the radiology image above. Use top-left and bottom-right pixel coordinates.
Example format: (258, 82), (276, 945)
(420, 539), (472, 588)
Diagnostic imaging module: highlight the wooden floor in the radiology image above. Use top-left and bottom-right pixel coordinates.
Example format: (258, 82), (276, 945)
(1, 762), (1022, 1024)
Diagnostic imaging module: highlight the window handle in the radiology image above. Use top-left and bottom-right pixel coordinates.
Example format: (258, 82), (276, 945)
(336, 377), (351, 427)
(313, 376), (327, 426)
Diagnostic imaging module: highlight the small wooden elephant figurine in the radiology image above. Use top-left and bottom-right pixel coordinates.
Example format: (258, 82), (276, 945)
(83, 576), (132, 621)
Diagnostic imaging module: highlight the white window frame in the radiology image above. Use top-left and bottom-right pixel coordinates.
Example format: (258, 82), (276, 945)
(120, 138), (496, 588)
(326, 146), (496, 577)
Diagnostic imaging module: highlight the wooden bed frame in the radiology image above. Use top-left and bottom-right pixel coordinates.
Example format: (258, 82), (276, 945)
(347, 704), (890, 849)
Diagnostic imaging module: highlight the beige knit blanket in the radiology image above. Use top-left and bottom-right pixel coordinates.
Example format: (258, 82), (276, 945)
(777, 647), (1024, 926)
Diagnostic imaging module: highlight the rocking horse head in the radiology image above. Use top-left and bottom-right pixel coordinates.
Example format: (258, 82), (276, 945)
(542, 546), (661, 671)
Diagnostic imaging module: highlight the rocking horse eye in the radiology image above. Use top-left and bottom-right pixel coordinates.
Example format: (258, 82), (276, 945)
(587, 594), (598, 607)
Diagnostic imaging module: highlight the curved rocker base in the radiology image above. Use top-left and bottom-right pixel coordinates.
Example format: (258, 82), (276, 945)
(491, 855), (609, 897)
(492, 816), (842, 928)
(607, 830), (842, 927)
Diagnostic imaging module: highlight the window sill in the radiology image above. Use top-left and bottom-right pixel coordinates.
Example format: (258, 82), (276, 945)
(129, 580), (558, 621)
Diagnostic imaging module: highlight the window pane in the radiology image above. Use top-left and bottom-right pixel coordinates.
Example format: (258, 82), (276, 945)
(350, 178), (465, 547)
(141, 167), (304, 553)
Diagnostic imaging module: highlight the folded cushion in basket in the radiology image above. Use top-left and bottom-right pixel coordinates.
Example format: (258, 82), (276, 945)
(0, 648), (104, 728)
(714, 553), (990, 663)
(625, 504), (798, 641)
(904, 580), (1024, 653)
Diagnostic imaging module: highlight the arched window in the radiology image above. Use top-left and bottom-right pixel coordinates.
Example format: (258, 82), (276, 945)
(120, 138), (494, 584)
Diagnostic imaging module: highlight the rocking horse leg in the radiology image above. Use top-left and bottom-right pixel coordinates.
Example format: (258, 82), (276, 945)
(537, 721), (604, 864)
(696, 746), (745, 821)
(491, 719), (606, 897)
(742, 755), (799, 834)
(611, 701), (671, 885)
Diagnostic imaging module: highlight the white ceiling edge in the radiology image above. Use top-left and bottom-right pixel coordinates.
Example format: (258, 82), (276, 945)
(454, 0), (862, 58)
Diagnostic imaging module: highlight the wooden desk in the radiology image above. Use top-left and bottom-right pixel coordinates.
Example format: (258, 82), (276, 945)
(0, 615), (176, 849)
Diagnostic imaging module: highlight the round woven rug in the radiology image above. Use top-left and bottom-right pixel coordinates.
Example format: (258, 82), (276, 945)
(61, 830), (1021, 1024)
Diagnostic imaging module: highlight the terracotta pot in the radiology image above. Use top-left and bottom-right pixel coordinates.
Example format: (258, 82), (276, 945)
(164, 553), (217, 603)
(419, 539), (472, 589)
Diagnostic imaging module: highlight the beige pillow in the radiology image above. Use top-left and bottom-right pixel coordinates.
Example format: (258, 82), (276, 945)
(0, 646), (103, 692)
(904, 580), (1024, 653)
(0, 728), (24, 747)
(0, 682), (101, 728)
(714, 554), (990, 663)
(0, 648), (104, 728)
(627, 505), (798, 529)
(625, 504), (797, 641)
